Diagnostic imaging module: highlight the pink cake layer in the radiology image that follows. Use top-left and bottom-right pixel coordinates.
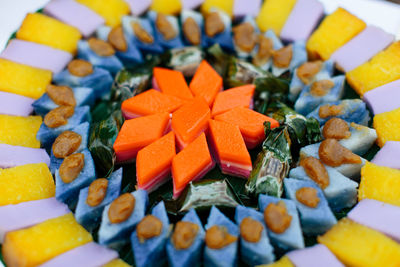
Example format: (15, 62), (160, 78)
(242, 133), (263, 149)
(39, 242), (118, 267)
(44, 0), (105, 38)
(348, 199), (400, 242)
(125, 0), (152, 16)
(363, 79), (400, 115)
(0, 144), (50, 168)
(0, 198), (70, 242)
(280, 0), (324, 42)
(287, 244), (344, 267)
(174, 124), (209, 151)
(371, 141), (400, 169)
(330, 26), (394, 72)
(220, 160), (252, 179)
(233, 0), (262, 18)
(0, 39), (72, 73)
(0, 91), (34, 117)
(137, 166), (171, 193)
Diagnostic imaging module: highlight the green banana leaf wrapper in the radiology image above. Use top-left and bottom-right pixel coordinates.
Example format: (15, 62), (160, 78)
(206, 44), (232, 78)
(164, 46), (205, 77)
(226, 57), (267, 88)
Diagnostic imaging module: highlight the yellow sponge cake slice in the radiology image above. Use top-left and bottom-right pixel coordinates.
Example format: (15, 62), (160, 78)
(0, 114), (42, 148)
(256, 0), (297, 34)
(76, 0), (130, 27)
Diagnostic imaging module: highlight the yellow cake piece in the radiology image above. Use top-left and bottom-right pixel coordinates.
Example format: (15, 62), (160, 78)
(258, 256), (294, 267)
(201, 0), (234, 17)
(0, 163), (55, 206)
(255, 0), (297, 34)
(359, 162), (400, 206)
(318, 218), (400, 267)
(0, 58), (52, 99)
(373, 107), (400, 147)
(16, 13), (81, 54)
(306, 8), (366, 60)
(76, 0), (130, 27)
(346, 41), (400, 96)
(0, 114), (42, 148)
(103, 259), (132, 267)
(151, 0), (182, 15)
(2, 213), (92, 267)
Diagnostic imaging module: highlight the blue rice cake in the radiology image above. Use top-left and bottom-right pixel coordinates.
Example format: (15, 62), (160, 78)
(234, 205), (275, 266)
(77, 38), (124, 75)
(289, 60), (335, 102)
(252, 30), (283, 71)
(284, 178), (337, 235)
(37, 105), (91, 147)
(148, 11), (184, 49)
(289, 166), (358, 211)
(50, 122), (90, 174)
(131, 201), (170, 267)
(271, 41), (307, 77)
(166, 209), (205, 267)
(96, 25), (143, 66)
(306, 99), (370, 126)
(53, 59), (113, 100)
(294, 75), (345, 115)
(180, 10), (207, 47)
(99, 189), (148, 247)
(299, 142), (367, 178)
(122, 16), (164, 54)
(55, 149), (96, 206)
(203, 9), (234, 51)
(32, 86), (95, 117)
(204, 206), (239, 267)
(258, 194), (304, 250)
(232, 17), (259, 59)
(75, 168), (123, 231)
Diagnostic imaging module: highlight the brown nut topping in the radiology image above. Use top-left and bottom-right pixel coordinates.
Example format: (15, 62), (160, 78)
(52, 131), (82, 159)
(297, 61), (323, 85)
(108, 26), (127, 52)
(59, 153), (85, 184)
(205, 12), (225, 37)
(264, 201), (292, 234)
(300, 157), (330, 189)
(318, 104), (343, 119)
(240, 217), (263, 243)
(253, 35), (273, 66)
(310, 80), (335, 97)
(323, 118), (351, 140)
(205, 225), (237, 249)
(233, 22), (256, 53)
(68, 59), (93, 77)
(86, 178), (108, 207)
(319, 139), (362, 167)
(44, 106), (75, 128)
(88, 37), (115, 57)
(296, 187), (320, 208)
(273, 45), (293, 68)
(46, 84), (76, 107)
(136, 215), (162, 242)
(132, 22), (154, 44)
(156, 13), (177, 40)
(183, 17), (201, 45)
(172, 221), (199, 250)
(108, 193), (136, 224)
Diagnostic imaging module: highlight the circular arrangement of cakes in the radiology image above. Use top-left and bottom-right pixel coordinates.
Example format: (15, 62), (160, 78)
(1, 0), (400, 266)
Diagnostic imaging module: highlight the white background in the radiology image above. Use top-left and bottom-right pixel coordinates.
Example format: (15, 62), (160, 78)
(0, 0), (399, 49)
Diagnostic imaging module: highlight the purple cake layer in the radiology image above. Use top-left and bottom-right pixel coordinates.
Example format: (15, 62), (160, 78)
(39, 242), (118, 267)
(125, 0), (151, 16)
(0, 39), (72, 73)
(348, 199), (400, 242)
(0, 144), (50, 168)
(182, 0), (204, 10)
(280, 0), (324, 42)
(371, 141), (400, 169)
(287, 244), (344, 267)
(0, 198), (70, 242)
(330, 26), (394, 72)
(44, 0), (105, 38)
(233, 0), (261, 18)
(363, 79), (400, 115)
(0, 92), (34, 117)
